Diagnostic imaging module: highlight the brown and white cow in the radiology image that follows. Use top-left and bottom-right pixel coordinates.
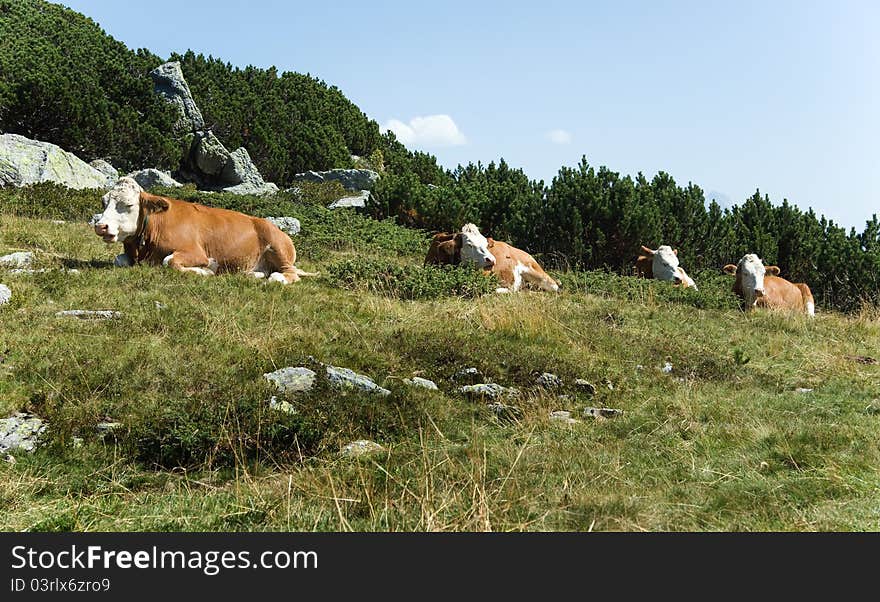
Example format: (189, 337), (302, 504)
(425, 224), (559, 293)
(93, 177), (315, 284)
(636, 245), (698, 290)
(424, 232), (460, 266)
(723, 254), (815, 316)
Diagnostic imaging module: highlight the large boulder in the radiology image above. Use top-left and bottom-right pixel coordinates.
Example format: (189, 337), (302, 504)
(149, 61), (205, 133)
(89, 159), (119, 186)
(293, 169), (380, 191)
(0, 134), (109, 189)
(192, 131), (230, 177)
(127, 168), (182, 189)
(187, 132), (277, 195)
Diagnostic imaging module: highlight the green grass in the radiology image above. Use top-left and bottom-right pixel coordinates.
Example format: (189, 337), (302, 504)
(2, 188), (880, 531)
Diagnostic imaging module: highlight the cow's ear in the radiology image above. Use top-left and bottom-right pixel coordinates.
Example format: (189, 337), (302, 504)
(140, 191), (169, 213)
(640, 245), (655, 256)
(766, 266), (781, 276)
(487, 238), (495, 248)
(433, 232), (455, 242)
(722, 264), (738, 275)
(673, 248), (678, 256)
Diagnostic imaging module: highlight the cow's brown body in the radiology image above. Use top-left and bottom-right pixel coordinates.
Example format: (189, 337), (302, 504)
(733, 272), (815, 314)
(124, 191), (307, 283)
(424, 230), (558, 292)
(424, 232), (460, 266)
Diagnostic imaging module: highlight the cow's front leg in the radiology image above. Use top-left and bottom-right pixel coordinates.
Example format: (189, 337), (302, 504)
(114, 253), (134, 267)
(162, 250), (217, 276)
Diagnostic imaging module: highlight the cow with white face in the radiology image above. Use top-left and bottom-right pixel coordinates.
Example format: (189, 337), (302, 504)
(93, 177), (316, 283)
(455, 223), (559, 293)
(637, 245), (698, 290)
(723, 254), (815, 316)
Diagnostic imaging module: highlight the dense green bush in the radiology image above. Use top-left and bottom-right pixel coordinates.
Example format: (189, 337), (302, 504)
(327, 258), (498, 300)
(0, 0), (179, 171)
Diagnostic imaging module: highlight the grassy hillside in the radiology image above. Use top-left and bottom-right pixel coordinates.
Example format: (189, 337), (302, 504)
(2, 187), (880, 531)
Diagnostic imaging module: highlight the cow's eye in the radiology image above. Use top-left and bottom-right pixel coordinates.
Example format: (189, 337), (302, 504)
(116, 203), (129, 213)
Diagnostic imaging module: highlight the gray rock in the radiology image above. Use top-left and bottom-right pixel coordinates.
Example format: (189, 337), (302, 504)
(583, 407), (623, 419)
(0, 284), (10, 305)
(268, 396), (298, 414)
(263, 367), (317, 394)
(266, 217), (302, 236)
(486, 402), (523, 420)
(574, 379), (597, 395)
(293, 168), (380, 191)
(326, 366), (391, 396)
(340, 439), (385, 457)
(549, 410), (580, 425)
(0, 413), (46, 453)
(328, 190), (370, 209)
(219, 180), (278, 196)
(150, 61), (205, 133)
(453, 367), (483, 384)
(458, 383), (518, 400)
(661, 361), (673, 374)
(127, 168), (182, 189)
(192, 131), (231, 177)
(0, 134), (109, 189)
(794, 387), (814, 394)
(0, 252), (34, 269)
(404, 376), (438, 390)
(536, 372), (563, 389)
(89, 159), (118, 186)
(55, 310), (121, 320)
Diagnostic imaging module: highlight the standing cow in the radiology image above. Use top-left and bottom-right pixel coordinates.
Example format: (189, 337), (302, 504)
(93, 177), (315, 284)
(723, 254), (815, 316)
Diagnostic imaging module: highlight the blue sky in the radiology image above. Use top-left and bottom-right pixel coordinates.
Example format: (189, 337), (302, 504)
(61, 1), (878, 229)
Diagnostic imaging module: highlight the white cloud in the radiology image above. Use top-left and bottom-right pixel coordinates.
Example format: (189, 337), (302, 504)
(382, 114), (467, 148)
(546, 129), (572, 144)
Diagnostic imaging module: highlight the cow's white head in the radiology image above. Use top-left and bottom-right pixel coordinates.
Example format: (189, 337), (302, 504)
(642, 245), (684, 284)
(723, 254), (780, 307)
(457, 223), (496, 269)
(94, 177), (143, 243)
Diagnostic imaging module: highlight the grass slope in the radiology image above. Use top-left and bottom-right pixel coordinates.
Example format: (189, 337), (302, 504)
(2, 187), (880, 531)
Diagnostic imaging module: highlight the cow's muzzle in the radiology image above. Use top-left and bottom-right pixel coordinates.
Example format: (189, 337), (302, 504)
(93, 223), (116, 243)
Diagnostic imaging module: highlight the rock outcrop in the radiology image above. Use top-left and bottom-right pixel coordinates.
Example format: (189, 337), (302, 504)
(127, 168), (182, 189)
(148, 61), (278, 196)
(149, 61), (205, 134)
(0, 134), (110, 189)
(293, 169), (379, 191)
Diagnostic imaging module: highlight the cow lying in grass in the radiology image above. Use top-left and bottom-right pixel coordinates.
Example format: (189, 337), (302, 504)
(93, 177), (315, 284)
(636, 245), (698, 290)
(425, 224), (559, 293)
(723, 254), (815, 316)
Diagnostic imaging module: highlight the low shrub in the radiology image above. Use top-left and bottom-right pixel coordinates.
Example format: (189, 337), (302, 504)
(327, 257), (498, 300)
